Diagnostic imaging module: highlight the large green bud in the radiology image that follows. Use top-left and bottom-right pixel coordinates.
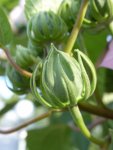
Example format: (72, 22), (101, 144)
(31, 45), (97, 109)
(58, 0), (81, 30)
(27, 11), (68, 46)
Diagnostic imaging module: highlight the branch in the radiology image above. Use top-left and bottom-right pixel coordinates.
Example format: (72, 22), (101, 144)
(0, 110), (52, 134)
(3, 48), (32, 78)
(0, 109), (63, 134)
(0, 103), (113, 134)
(78, 102), (113, 119)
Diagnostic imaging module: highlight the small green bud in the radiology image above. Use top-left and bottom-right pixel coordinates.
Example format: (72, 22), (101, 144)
(84, 0), (112, 32)
(88, 0), (107, 21)
(58, 0), (81, 30)
(16, 45), (39, 69)
(6, 65), (30, 94)
(27, 11), (68, 45)
(28, 40), (44, 57)
(31, 45), (97, 109)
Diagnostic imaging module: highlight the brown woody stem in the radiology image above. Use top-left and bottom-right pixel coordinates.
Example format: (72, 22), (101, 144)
(0, 103), (113, 134)
(3, 48), (32, 78)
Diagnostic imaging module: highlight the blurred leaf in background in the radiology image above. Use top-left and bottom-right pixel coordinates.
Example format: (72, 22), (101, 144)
(0, 7), (13, 47)
(0, 0), (19, 11)
(27, 124), (74, 150)
(83, 29), (109, 63)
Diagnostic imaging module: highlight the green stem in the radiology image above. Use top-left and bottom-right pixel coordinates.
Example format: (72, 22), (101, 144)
(69, 105), (106, 147)
(64, 0), (89, 54)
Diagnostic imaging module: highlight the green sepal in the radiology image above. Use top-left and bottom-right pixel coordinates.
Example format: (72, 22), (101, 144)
(75, 50), (97, 96)
(89, 0), (106, 21)
(30, 62), (52, 108)
(76, 51), (91, 100)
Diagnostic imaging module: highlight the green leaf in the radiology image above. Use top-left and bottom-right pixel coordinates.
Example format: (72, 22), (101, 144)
(0, 7), (13, 47)
(83, 29), (109, 63)
(72, 131), (89, 150)
(26, 124), (74, 150)
(24, 0), (63, 20)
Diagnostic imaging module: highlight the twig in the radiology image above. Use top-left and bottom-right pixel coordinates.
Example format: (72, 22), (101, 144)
(78, 102), (113, 119)
(3, 48), (32, 78)
(0, 103), (113, 134)
(0, 110), (52, 134)
(0, 108), (63, 134)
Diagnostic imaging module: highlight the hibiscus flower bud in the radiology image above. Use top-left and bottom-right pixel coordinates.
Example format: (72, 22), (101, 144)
(31, 44), (97, 109)
(88, 0), (107, 21)
(27, 11), (68, 46)
(58, 0), (81, 30)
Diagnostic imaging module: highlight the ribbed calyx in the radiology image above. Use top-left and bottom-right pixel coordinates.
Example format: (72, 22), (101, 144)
(27, 11), (68, 46)
(31, 44), (97, 109)
(16, 45), (40, 69)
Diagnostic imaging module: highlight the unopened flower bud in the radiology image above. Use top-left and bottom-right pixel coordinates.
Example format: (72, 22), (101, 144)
(27, 11), (68, 46)
(16, 45), (39, 69)
(31, 44), (97, 108)
(58, 0), (81, 30)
